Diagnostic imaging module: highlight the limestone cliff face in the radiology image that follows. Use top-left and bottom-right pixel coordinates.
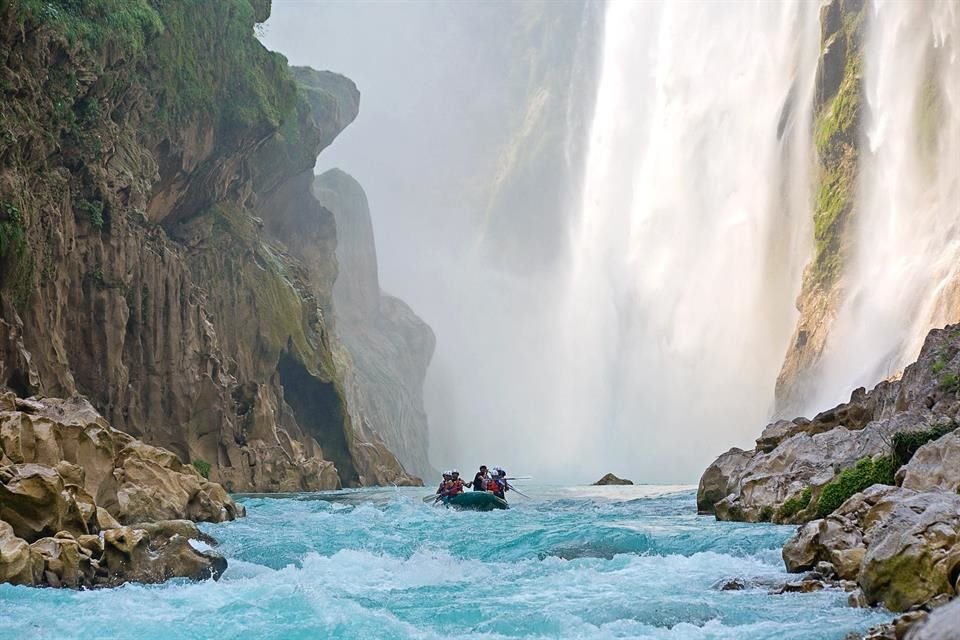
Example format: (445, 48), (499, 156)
(0, 0), (417, 490)
(313, 169), (436, 481)
(775, 0), (867, 415)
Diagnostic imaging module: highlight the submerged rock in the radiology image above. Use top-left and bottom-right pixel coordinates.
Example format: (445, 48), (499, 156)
(593, 473), (634, 486)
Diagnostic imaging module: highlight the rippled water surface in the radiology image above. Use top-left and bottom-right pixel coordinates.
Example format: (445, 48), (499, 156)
(0, 486), (889, 639)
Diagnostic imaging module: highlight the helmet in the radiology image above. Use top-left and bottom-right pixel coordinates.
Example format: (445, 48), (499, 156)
(442, 471), (452, 477)
(451, 469), (459, 475)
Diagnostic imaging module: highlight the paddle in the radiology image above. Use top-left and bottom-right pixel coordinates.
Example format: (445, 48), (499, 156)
(505, 482), (530, 499)
(505, 476), (532, 481)
(422, 493), (441, 503)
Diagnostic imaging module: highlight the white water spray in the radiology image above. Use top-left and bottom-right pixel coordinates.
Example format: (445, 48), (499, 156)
(805, 0), (960, 412)
(560, 0), (820, 480)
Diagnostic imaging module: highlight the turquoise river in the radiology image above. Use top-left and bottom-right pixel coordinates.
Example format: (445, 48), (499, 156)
(0, 486), (891, 639)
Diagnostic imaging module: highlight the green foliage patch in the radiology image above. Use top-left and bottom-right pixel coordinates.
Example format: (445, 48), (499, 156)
(892, 422), (958, 468)
(816, 455), (896, 518)
(192, 459), (211, 479)
(77, 198), (104, 229)
(779, 487), (813, 520)
(17, 0), (163, 56)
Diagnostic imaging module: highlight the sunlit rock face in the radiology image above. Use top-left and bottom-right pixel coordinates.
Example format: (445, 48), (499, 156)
(777, 0), (960, 417)
(0, 1), (414, 491)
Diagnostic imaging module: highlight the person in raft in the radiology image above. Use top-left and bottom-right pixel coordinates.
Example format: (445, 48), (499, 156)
(436, 470), (465, 503)
(488, 467), (509, 499)
(436, 471), (452, 500)
(468, 465), (489, 491)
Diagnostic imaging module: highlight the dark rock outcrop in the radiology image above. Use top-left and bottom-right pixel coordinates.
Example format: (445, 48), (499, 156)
(593, 473), (633, 486)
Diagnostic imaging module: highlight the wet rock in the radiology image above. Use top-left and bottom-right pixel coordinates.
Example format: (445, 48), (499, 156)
(905, 597), (960, 639)
(593, 473), (634, 486)
(30, 535), (94, 588)
(100, 523), (226, 586)
(771, 578), (827, 594)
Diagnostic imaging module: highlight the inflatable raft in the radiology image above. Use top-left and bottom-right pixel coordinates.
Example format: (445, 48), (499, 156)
(447, 491), (509, 511)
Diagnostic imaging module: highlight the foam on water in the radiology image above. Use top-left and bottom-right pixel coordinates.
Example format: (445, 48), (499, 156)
(0, 488), (889, 639)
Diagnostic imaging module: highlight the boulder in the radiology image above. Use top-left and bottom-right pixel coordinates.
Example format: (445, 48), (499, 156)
(858, 490), (960, 612)
(1, 401), (241, 525)
(97, 441), (240, 524)
(30, 535), (94, 588)
(100, 523), (227, 586)
(906, 597), (960, 639)
(706, 415), (911, 522)
(0, 520), (43, 585)
(697, 447), (754, 514)
(897, 431), (960, 493)
(593, 473), (634, 486)
(0, 463), (88, 541)
(783, 486), (960, 612)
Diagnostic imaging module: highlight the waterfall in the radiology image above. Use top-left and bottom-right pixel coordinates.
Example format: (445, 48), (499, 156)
(560, 0), (820, 480)
(804, 0), (960, 412)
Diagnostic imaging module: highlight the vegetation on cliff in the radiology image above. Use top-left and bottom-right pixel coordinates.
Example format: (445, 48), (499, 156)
(810, 0), (865, 286)
(0, 0), (419, 491)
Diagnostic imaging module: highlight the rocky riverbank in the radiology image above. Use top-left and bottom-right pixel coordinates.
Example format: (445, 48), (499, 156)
(0, 392), (240, 588)
(699, 325), (960, 635)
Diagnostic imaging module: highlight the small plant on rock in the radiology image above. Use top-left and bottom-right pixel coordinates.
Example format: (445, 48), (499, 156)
(816, 455), (896, 518)
(192, 459), (211, 479)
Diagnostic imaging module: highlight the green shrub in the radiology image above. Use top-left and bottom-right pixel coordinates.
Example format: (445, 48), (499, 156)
(932, 357), (946, 374)
(940, 372), (960, 394)
(0, 202), (24, 259)
(816, 455), (896, 518)
(759, 505), (774, 522)
(892, 422), (958, 468)
(192, 459), (211, 480)
(77, 199), (104, 229)
(779, 487), (813, 520)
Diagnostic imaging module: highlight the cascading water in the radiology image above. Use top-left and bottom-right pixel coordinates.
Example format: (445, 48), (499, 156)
(803, 0), (960, 412)
(560, 0), (820, 480)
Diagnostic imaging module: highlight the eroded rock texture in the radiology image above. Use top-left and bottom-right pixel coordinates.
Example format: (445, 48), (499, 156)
(0, 1), (421, 491)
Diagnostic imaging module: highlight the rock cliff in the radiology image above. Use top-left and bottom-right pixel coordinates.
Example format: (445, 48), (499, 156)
(313, 169), (436, 481)
(775, 0), (866, 414)
(0, 0), (419, 491)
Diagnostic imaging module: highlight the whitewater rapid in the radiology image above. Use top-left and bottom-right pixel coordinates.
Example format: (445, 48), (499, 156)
(0, 488), (888, 639)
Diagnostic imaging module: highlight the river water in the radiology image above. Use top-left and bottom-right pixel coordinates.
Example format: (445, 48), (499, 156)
(0, 486), (889, 639)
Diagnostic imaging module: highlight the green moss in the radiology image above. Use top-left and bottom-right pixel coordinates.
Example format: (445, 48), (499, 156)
(816, 455), (896, 518)
(892, 422), (958, 468)
(192, 459), (211, 479)
(940, 373), (960, 394)
(17, 0), (163, 56)
(779, 487), (813, 520)
(147, 1), (296, 132)
(932, 357), (946, 374)
(809, 4), (865, 287)
(0, 200), (33, 310)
